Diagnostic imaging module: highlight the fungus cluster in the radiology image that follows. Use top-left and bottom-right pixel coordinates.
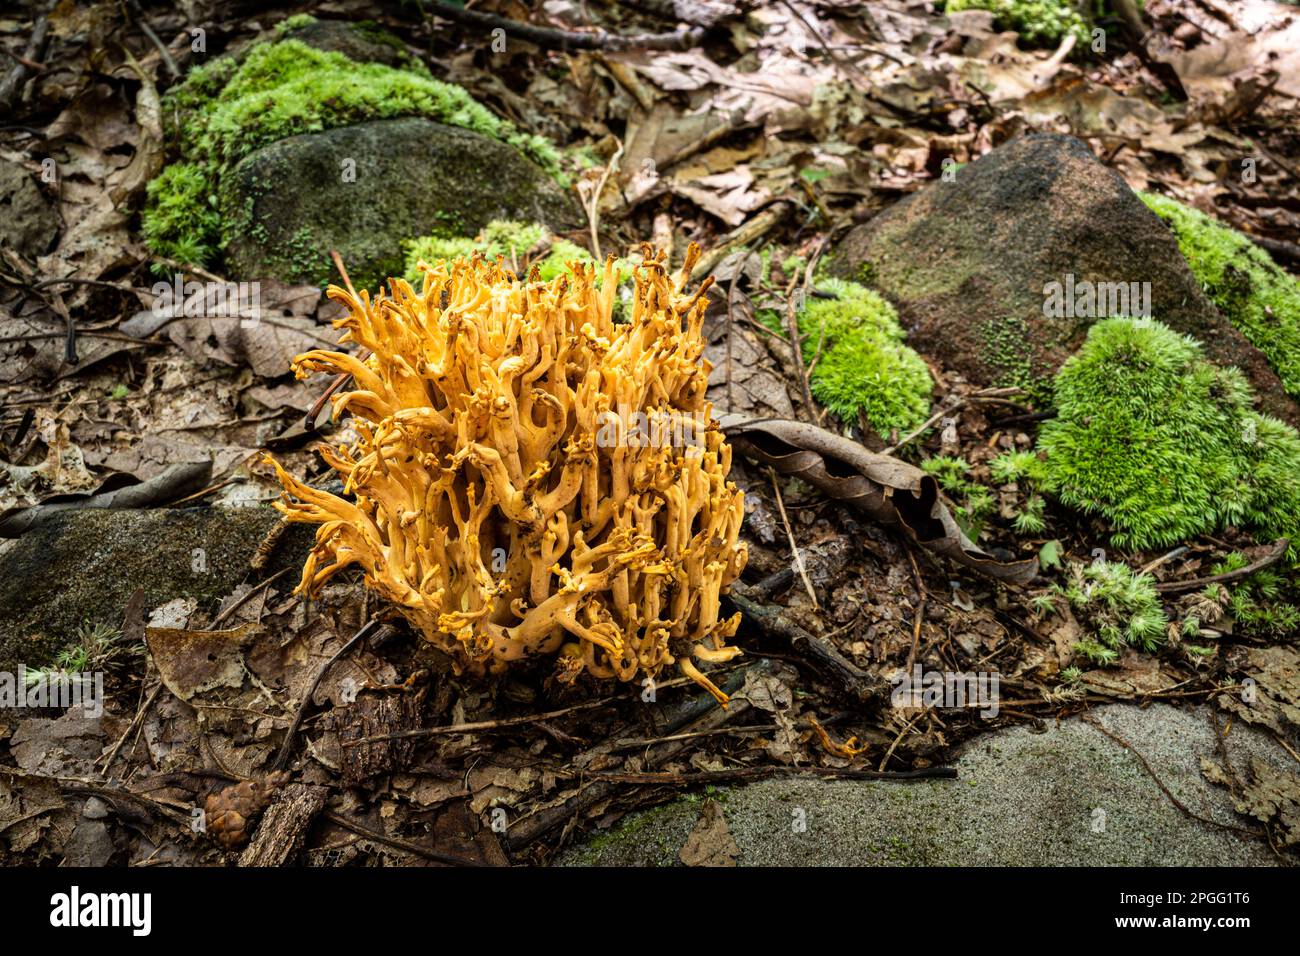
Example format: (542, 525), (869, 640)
(267, 246), (748, 703)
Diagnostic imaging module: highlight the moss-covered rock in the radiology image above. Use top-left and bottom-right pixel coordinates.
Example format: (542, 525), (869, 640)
(0, 507), (311, 671)
(759, 278), (933, 436)
(1140, 192), (1300, 401)
(276, 15), (425, 70)
(1037, 317), (1300, 551)
(143, 27), (577, 286)
(222, 119), (579, 289)
(828, 133), (1297, 424)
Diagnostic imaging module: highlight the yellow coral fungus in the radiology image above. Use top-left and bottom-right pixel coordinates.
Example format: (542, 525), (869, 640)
(267, 245), (747, 703)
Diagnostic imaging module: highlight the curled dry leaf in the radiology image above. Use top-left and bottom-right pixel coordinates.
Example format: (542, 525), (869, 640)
(717, 415), (1038, 585)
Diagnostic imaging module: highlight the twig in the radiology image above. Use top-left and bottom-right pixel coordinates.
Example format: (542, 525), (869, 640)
(1153, 538), (1289, 592)
(690, 202), (792, 280)
(321, 810), (486, 866)
(728, 585), (880, 703)
(272, 618), (383, 771)
(904, 546), (927, 671)
(0, 7), (50, 111)
(880, 388), (1026, 455)
(210, 568), (292, 628)
(343, 695), (620, 747)
(125, 0), (180, 78)
(427, 1), (707, 51)
(877, 710), (924, 771)
(769, 466), (818, 607)
(583, 139), (623, 261)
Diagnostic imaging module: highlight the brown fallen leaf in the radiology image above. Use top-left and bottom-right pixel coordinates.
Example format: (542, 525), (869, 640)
(679, 797), (738, 867)
(145, 621), (257, 703)
(717, 415), (1038, 584)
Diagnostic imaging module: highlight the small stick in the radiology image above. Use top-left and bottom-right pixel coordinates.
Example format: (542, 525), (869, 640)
(769, 467), (818, 608)
(210, 568), (292, 629)
(426, 1), (707, 52)
(321, 810), (485, 866)
(1153, 538), (1288, 592)
(272, 618), (383, 771)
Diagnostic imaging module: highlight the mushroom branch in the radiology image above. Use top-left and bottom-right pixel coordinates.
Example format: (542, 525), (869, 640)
(267, 245), (748, 704)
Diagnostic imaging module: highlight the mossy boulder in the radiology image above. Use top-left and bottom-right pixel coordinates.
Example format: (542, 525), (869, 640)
(1037, 317), (1300, 551)
(143, 27), (577, 287)
(223, 118), (580, 289)
(828, 132), (1297, 423)
(0, 506), (311, 671)
(277, 16), (424, 70)
(1140, 192), (1300, 401)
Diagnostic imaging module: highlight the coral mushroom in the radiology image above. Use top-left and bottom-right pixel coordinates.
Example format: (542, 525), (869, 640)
(267, 245), (748, 704)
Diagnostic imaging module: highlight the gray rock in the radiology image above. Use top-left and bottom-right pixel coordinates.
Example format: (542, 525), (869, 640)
(63, 819), (115, 867)
(81, 796), (110, 820)
(279, 18), (423, 70)
(560, 703), (1285, 866)
(0, 506), (311, 671)
(222, 117), (581, 288)
(0, 158), (59, 260)
(828, 132), (1297, 423)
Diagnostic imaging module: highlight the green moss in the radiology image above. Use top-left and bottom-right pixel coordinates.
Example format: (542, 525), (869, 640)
(1037, 317), (1300, 551)
(1140, 191), (1300, 399)
(143, 35), (560, 270)
(774, 279), (933, 436)
(943, 0), (1091, 45)
(978, 314), (1053, 406)
(1043, 560), (1168, 664)
(402, 221), (609, 285)
(275, 13), (318, 34)
(921, 455), (995, 539)
(141, 163), (221, 265)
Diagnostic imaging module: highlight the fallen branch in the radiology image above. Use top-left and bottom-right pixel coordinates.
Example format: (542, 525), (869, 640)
(728, 585), (882, 704)
(427, 1), (707, 51)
